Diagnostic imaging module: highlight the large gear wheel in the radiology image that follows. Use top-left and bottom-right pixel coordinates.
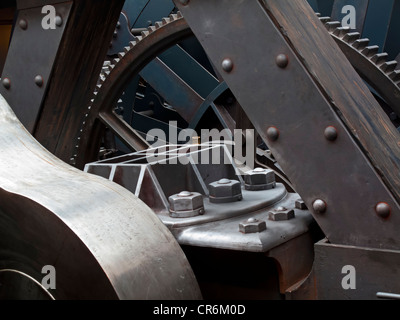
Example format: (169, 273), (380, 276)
(72, 12), (400, 174)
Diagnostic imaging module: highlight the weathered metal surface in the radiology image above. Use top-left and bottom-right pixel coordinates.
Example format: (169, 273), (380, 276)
(33, 0), (126, 166)
(314, 239), (400, 300)
(0, 2), (72, 133)
(175, 0), (400, 250)
(0, 94), (201, 300)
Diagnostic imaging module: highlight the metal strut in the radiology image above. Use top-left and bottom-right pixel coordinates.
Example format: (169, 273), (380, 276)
(175, 0), (400, 250)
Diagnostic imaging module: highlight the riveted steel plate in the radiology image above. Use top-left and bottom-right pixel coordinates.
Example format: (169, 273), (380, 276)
(0, 2), (72, 133)
(175, 0), (400, 250)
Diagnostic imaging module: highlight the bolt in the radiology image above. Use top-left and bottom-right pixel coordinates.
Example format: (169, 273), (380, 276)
(313, 199), (327, 214)
(222, 58), (234, 73)
(244, 167), (276, 191)
(209, 179), (242, 204)
(276, 54), (289, 68)
(268, 206), (295, 221)
(55, 15), (63, 27)
(324, 126), (338, 142)
(295, 199), (307, 210)
(266, 126), (279, 142)
(2, 78), (11, 89)
(19, 19), (28, 30)
(376, 202), (391, 219)
(34, 75), (44, 87)
(239, 218), (267, 234)
(169, 191), (205, 218)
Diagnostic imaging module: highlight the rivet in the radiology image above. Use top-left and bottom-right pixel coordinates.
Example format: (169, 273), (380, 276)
(276, 54), (289, 68)
(376, 202), (391, 219)
(19, 19), (28, 30)
(55, 15), (63, 27)
(2, 78), (11, 89)
(34, 75), (44, 87)
(324, 126), (338, 141)
(179, 0), (190, 5)
(116, 21), (121, 29)
(313, 199), (327, 214)
(266, 126), (279, 142)
(222, 58), (234, 73)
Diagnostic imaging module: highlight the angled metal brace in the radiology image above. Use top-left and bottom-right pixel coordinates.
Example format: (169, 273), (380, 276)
(175, 0), (400, 250)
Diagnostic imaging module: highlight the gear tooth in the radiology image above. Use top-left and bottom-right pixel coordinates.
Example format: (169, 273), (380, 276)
(124, 46), (130, 53)
(325, 21), (341, 32)
(148, 25), (156, 33)
(371, 53), (389, 65)
(103, 61), (111, 67)
(343, 32), (360, 44)
(315, 12), (321, 17)
(129, 41), (137, 48)
(112, 58), (120, 65)
(140, 30), (149, 37)
(155, 21), (163, 29)
(135, 35), (143, 41)
(107, 64), (115, 72)
(361, 45), (379, 58)
(177, 11), (183, 18)
(333, 26), (350, 37)
(389, 70), (400, 82)
(319, 16), (331, 24)
(169, 13), (178, 21)
(118, 52), (125, 59)
(353, 38), (370, 50)
(162, 17), (170, 25)
(381, 61), (398, 73)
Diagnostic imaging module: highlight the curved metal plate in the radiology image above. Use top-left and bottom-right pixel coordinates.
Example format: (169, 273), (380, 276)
(0, 94), (201, 300)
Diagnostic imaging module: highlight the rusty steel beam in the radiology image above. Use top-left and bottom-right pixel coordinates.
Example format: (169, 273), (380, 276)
(32, 0), (125, 164)
(175, 0), (400, 250)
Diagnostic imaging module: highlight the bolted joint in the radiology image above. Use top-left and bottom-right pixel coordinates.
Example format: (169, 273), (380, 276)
(244, 167), (276, 191)
(209, 179), (242, 204)
(169, 191), (205, 218)
(268, 206), (295, 221)
(239, 218), (267, 234)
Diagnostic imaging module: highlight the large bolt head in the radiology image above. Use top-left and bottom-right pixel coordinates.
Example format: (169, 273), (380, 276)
(244, 168), (276, 191)
(169, 191), (205, 218)
(239, 218), (267, 234)
(209, 179), (242, 204)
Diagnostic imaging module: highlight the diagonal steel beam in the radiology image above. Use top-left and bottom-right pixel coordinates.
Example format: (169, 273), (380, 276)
(175, 0), (400, 250)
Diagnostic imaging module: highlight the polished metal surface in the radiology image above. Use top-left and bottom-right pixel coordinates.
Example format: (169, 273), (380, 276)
(0, 94), (201, 300)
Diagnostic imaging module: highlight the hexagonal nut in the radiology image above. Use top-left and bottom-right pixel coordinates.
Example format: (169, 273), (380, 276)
(209, 179), (242, 204)
(169, 191), (205, 218)
(239, 218), (267, 234)
(244, 168), (276, 191)
(268, 206), (295, 221)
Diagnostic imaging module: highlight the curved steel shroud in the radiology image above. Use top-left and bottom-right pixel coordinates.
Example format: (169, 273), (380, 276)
(0, 95), (201, 300)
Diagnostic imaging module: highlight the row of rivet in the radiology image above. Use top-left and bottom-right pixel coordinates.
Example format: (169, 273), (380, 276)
(2, 15), (64, 91)
(220, 52), (391, 220)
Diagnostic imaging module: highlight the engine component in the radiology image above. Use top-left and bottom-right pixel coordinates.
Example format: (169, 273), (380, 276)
(0, 95), (201, 300)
